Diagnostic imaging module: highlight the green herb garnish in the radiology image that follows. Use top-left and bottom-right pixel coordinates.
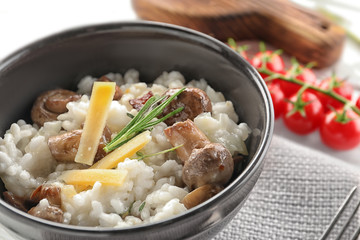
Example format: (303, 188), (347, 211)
(139, 202), (146, 212)
(120, 202), (134, 218)
(136, 144), (183, 161)
(104, 87), (185, 153)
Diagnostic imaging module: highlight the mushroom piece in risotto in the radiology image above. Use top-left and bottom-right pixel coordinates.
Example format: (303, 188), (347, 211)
(0, 70), (250, 227)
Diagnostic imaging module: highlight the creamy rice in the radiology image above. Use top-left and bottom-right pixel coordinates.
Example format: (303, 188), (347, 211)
(0, 70), (250, 227)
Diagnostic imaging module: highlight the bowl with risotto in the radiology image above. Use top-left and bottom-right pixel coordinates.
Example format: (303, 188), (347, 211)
(0, 22), (273, 240)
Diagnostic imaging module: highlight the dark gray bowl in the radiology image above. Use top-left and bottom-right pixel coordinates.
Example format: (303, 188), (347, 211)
(0, 21), (273, 240)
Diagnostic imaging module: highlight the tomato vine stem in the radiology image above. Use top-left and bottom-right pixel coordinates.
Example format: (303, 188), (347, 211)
(260, 68), (360, 116)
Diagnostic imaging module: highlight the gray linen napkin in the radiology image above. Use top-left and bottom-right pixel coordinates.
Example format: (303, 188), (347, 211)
(214, 134), (360, 240)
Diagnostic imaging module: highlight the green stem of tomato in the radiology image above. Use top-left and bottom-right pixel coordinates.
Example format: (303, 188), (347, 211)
(260, 68), (360, 116)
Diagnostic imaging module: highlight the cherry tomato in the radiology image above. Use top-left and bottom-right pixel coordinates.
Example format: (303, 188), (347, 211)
(283, 92), (324, 135)
(238, 49), (249, 61)
(320, 109), (360, 150)
(267, 83), (286, 119)
(229, 46), (249, 61)
(279, 67), (317, 97)
(227, 39), (249, 61)
(356, 96), (360, 109)
(251, 50), (285, 80)
(317, 76), (353, 111)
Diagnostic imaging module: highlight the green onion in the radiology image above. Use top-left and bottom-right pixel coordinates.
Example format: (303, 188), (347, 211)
(103, 87), (186, 153)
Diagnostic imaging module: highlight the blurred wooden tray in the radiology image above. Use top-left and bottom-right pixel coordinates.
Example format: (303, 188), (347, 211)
(132, 0), (346, 68)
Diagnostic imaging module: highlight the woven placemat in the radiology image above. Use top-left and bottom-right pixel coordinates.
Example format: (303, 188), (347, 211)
(214, 134), (360, 240)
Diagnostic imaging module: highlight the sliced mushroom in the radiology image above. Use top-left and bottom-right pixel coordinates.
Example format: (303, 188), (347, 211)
(164, 119), (234, 190)
(30, 185), (61, 207)
(164, 119), (210, 163)
(160, 87), (212, 125)
(31, 89), (81, 126)
(182, 143), (233, 190)
(48, 129), (81, 162)
(27, 184), (64, 223)
(48, 126), (111, 163)
(2, 191), (36, 212)
(97, 76), (123, 100)
(182, 184), (223, 209)
(28, 204), (64, 223)
(44, 90), (81, 114)
(129, 91), (154, 111)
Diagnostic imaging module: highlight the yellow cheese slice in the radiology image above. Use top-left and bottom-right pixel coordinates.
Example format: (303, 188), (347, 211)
(61, 185), (77, 200)
(75, 82), (115, 165)
(59, 169), (128, 187)
(90, 130), (151, 169)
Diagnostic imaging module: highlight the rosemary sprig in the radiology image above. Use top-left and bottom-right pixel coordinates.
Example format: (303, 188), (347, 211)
(139, 202), (146, 212)
(136, 144), (184, 161)
(120, 202), (134, 218)
(103, 87), (186, 153)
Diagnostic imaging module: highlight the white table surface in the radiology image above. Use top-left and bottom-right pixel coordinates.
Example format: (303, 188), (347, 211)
(0, 1), (359, 239)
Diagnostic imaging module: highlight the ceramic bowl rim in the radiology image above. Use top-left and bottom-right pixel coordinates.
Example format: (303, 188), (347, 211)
(0, 20), (274, 233)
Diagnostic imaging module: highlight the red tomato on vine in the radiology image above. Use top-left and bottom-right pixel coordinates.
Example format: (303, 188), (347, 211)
(267, 82), (286, 119)
(317, 76), (353, 111)
(280, 66), (317, 97)
(251, 50), (285, 80)
(283, 91), (324, 135)
(320, 109), (360, 150)
(227, 38), (249, 61)
(227, 39), (360, 151)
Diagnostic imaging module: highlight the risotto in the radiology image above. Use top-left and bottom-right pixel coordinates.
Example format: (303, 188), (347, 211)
(0, 70), (250, 227)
